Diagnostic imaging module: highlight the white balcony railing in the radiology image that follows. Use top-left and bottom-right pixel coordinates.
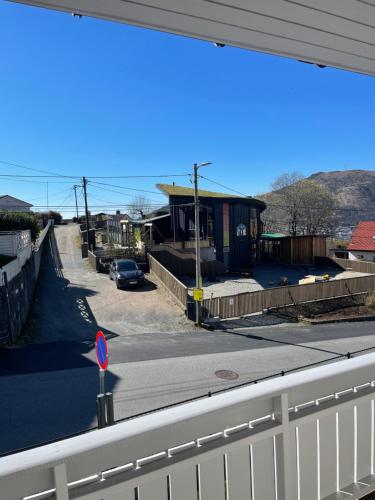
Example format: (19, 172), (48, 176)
(2, 352), (375, 500)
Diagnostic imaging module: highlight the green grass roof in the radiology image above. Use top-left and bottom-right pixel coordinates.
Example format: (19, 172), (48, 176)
(261, 232), (287, 239)
(157, 183), (244, 199)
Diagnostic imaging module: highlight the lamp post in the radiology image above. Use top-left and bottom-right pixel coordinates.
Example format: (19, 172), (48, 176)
(193, 162), (212, 326)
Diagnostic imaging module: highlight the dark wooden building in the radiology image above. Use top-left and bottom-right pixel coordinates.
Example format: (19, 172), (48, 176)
(152, 184), (266, 271)
(261, 233), (327, 265)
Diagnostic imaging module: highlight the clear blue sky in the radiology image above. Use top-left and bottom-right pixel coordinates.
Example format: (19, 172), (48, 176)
(1, 1), (374, 215)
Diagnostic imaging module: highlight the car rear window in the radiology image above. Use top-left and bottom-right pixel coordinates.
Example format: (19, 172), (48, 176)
(117, 261), (138, 271)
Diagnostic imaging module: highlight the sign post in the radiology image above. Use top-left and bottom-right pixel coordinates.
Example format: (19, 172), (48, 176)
(95, 331), (114, 428)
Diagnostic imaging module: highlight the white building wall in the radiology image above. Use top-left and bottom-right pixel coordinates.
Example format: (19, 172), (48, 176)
(348, 250), (375, 262)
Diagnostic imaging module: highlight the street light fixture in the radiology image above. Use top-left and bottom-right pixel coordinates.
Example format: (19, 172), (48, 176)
(193, 161), (212, 326)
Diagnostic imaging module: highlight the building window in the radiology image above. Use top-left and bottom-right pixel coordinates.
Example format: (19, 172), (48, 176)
(236, 223), (247, 237)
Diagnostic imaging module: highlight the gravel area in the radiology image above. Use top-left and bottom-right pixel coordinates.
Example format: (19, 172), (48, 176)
(185, 264), (370, 298)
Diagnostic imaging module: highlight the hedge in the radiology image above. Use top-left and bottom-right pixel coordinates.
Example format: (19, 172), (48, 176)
(0, 212), (40, 241)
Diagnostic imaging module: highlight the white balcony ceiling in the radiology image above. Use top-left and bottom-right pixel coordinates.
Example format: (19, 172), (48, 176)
(10, 0), (375, 76)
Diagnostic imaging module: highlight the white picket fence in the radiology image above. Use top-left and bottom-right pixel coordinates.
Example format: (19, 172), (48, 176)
(2, 352), (375, 500)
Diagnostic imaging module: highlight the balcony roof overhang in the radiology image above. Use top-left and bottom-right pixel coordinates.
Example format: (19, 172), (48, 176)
(9, 0), (375, 76)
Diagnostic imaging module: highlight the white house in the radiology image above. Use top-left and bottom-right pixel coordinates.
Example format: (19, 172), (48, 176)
(0, 195), (33, 212)
(348, 220), (375, 262)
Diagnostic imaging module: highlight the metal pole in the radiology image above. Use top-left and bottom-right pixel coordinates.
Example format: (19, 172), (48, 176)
(46, 182), (49, 211)
(105, 392), (115, 426)
(99, 368), (105, 394)
(73, 185), (79, 220)
(96, 394), (106, 429)
(82, 177), (91, 249)
(194, 163), (202, 326)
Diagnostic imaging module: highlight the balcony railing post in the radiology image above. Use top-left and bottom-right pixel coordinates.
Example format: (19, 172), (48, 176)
(53, 463), (69, 500)
(274, 392), (297, 500)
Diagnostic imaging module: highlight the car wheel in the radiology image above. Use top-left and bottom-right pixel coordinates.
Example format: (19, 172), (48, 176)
(116, 280), (121, 289)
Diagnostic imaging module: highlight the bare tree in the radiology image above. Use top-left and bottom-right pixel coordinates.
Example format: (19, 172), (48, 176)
(259, 172), (337, 236)
(129, 195), (152, 219)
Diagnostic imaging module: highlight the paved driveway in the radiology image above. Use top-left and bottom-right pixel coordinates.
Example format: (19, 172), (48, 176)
(27, 224), (192, 344)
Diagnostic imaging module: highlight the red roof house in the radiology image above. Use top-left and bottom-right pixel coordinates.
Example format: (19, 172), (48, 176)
(347, 221), (375, 258)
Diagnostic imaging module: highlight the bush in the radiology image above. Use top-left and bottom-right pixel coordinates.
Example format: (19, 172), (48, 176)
(0, 212), (40, 241)
(41, 210), (62, 225)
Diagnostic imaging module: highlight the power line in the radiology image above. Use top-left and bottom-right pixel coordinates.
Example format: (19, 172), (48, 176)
(89, 180), (163, 195)
(0, 174), (79, 179)
(88, 183), (162, 204)
(28, 187), (74, 202)
(0, 159), (78, 178)
(199, 174), (250, 197)
(87, 174), (190, 179)
(0, 176), (74, 185)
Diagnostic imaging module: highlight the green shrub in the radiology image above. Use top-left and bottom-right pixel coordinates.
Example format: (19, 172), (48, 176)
(0, 212), (40, 241)
(40, 210), (62, 225)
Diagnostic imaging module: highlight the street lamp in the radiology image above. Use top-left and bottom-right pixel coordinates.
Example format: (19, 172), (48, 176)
(193, 162), (212, 326)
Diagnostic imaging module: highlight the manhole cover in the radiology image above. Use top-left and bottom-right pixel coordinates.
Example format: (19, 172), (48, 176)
(215, 370), (239, 380)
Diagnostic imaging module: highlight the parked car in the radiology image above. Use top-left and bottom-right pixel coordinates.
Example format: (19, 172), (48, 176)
(109, 259), (145, 289)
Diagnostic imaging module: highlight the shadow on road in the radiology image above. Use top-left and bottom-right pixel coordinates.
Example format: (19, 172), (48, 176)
(0, 228), (120, 455)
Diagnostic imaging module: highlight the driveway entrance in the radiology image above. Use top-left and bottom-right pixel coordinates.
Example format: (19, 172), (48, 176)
(27, 224), (192, 344)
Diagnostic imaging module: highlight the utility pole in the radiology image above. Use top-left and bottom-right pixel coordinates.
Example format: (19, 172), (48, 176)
(46, 182), (49, 211)
(73, 185), (79, 220)
(193, 162), (212, 326)
(82, 177), (91, 249)
(193, 163), (202, 326)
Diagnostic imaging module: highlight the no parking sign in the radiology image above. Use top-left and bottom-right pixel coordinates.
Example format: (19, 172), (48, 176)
(95, 330), (108, 370)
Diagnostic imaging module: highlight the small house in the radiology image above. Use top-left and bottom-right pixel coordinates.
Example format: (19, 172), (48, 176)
(0, 195), (33, 212)
(348, 221), (375, 262)
(141, 184), (266, 271)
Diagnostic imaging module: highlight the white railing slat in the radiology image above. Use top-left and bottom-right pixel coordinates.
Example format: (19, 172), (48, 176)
(226, 445), (252, 500)
(251, 438), (276, 500)
(137, 476), (168, 500)
(169, 465), (197, 500)
(356, 400), (372, 482)
(199, 455), (226, 500)
(319, 414), (338, 498)
(338, 408), (355, 490)
(297, 422), (318, 500)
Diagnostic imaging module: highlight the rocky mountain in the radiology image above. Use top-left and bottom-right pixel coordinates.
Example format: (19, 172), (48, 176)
(307, 169), (375, 229)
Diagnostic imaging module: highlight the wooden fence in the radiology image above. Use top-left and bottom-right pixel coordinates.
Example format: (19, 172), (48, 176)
(202, 274), (375, 320)
(148, 253), (188, 311)
(87, 248), (146, 272)
(333, 256), (375, 274)
(149, 246), (225, 278)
